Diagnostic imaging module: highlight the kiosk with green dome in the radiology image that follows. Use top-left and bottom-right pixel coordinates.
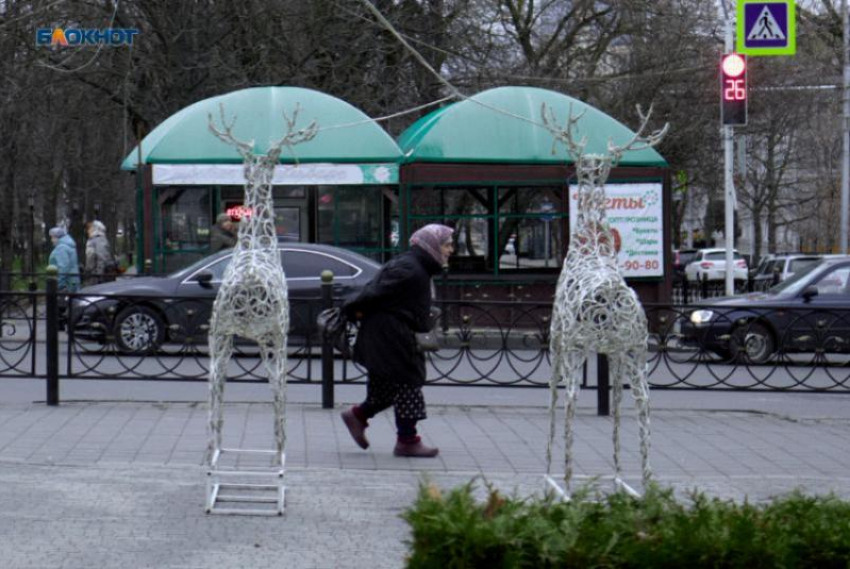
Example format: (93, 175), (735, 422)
(124, 85), (670, 302)
(123, 86), (404, 272)
(396, 86), (670, 302)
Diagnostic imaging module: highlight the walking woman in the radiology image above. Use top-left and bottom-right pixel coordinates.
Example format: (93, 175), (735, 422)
(84, 220), (116, 284)
(341, 224), (454, 457)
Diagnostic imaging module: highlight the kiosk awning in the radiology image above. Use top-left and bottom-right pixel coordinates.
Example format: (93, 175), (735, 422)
(123, 86), (403, 170)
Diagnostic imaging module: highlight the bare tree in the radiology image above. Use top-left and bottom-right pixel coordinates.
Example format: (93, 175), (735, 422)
(0, 0), (844, 279)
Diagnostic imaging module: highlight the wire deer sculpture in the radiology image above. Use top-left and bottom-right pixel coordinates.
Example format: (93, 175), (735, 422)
(542, 103), (668, 498)
(206, 104), (317, 473)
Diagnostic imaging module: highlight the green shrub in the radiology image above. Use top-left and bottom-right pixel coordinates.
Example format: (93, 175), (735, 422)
(2, 257), (48, 291)
(402, 480), (850, 568)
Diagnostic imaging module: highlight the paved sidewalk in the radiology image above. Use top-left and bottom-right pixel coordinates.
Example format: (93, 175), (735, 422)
(1, 383), (850, 568)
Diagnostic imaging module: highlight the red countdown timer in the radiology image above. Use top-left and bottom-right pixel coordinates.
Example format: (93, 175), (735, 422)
(720, 53), (747, 126)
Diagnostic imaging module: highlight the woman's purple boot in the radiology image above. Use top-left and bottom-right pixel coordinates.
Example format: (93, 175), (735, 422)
(393, 435), (439, 458)
(341, 406), (370, 449)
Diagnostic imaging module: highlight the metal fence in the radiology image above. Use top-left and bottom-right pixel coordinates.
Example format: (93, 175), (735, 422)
(3, 277), (850, 409)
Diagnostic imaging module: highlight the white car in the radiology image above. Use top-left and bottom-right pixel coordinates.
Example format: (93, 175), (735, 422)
(683, 248), (748, 282)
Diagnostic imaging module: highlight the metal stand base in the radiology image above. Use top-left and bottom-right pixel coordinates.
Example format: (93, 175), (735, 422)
(206, 448), (286, 516)
(544, 474), (641, 502)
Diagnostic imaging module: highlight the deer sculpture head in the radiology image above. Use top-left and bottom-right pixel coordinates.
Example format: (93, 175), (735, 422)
(208, 103), (318, 251)
(542, 103), (668, 262)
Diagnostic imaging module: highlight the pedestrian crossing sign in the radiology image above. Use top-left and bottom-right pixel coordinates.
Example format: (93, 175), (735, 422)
(737, 0), (796, 56)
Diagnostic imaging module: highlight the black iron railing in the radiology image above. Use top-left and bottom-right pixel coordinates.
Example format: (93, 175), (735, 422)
(3, 275), (850, 411)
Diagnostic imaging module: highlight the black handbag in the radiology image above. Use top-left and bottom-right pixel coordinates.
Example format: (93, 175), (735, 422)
(316, 307), (352, 356)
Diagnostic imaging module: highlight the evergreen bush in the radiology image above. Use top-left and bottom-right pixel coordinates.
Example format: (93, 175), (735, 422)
(403, 480), (850, 568)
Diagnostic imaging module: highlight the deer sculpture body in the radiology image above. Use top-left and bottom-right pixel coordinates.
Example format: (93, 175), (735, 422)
(206, 105), (317, 467)
(543, 104), (667, 496)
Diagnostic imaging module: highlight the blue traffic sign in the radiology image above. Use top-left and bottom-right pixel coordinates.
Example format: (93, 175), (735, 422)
(736, 0), (796, 56)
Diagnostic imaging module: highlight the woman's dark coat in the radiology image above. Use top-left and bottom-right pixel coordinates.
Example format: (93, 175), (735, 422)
(343, 245), (442, 386)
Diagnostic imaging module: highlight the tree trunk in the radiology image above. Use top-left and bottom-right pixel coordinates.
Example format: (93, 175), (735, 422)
(751, 204), (763, 262)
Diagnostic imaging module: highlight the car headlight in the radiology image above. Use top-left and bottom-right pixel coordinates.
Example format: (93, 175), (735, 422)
(690, 310), (715, 324)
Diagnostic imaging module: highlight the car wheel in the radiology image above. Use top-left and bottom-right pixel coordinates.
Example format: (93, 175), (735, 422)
(114, 306), (165, 353)
(732, 322), (775, 364)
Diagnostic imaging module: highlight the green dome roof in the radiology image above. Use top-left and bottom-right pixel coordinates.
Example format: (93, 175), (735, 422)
(398, 86), (667, 167)
(122, 86), (403, 169)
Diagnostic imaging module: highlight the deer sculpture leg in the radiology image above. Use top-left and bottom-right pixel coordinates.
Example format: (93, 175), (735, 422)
(546, 343), (562, 476)
(259, 334), (288, 466)
(546, 286), (569, 475)
(208, 331), (234, 458)
(609, 352), (624, 482)
(623, 346), (652, 488)
(556, 349), (586, 492)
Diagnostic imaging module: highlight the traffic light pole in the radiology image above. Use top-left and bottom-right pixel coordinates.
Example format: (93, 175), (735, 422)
(724, 129), (735, 296)
(724, 17), (736, 296)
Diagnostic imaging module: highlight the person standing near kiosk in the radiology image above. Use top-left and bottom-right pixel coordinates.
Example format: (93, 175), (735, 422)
(210, 213), (237, 251)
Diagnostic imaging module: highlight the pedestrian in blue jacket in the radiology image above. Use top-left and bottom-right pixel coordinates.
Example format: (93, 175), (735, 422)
(48, 227), (81, 292)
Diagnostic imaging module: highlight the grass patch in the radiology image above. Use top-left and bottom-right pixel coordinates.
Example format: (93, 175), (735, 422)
(403, 480), (850, 568)
(2, 258), (51, 291)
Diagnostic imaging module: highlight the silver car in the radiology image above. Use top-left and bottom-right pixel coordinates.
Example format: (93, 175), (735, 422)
(751, 254), (823, 289)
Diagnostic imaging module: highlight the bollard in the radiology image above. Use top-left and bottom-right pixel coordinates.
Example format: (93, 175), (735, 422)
(144, 258), (153, 275)
(45, 266), (60, 406)
(320, 270), (335, 409)
(596, 353), (610, 416)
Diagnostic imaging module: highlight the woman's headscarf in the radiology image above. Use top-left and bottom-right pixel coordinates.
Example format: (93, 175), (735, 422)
(88, 220), (106, 237)
(49, 226), (67, 239)
(410, 224), (454, 266)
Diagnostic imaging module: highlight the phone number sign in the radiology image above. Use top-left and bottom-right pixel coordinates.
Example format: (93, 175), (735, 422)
(568, 182), (664, 278)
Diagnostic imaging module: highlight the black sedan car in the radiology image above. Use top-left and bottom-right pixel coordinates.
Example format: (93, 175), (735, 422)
(681, 256), (850, 363)
(70, 243), (380, 352)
